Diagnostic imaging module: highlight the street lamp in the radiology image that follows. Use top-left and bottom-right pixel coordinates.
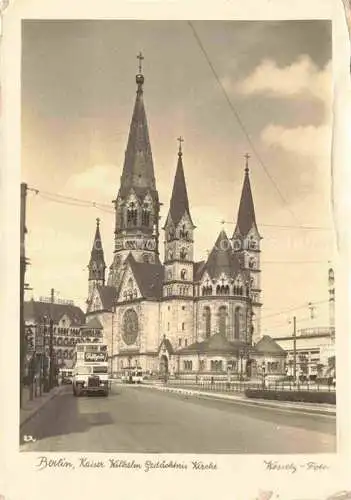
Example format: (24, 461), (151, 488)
(262, 360), (266, 388)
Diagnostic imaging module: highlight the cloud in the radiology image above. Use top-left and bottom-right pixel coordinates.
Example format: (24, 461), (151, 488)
(67, 164), (119, 201)
(261, 123), (331, 158)
(233, 56), (331, 102)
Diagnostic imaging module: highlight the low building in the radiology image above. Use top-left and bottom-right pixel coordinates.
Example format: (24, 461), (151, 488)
(272, 327), (335, 379)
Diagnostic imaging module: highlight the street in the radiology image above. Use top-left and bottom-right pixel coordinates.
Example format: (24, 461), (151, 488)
(20, 384), (336, 454)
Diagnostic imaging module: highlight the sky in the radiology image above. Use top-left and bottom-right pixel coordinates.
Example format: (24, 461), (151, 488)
(21, 20), (335, 336)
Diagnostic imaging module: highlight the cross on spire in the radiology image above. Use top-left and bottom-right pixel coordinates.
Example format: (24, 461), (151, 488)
(244, 153), (251, 173)
(177, 136), (184, 156)
(137, 51), (144, 74)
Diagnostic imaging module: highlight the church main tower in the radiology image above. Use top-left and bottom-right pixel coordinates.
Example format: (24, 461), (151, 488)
(108, 53), (160, 287)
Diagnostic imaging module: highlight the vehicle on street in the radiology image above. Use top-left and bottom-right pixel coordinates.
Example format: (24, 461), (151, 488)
(59, 368), (73, 385)
(121, 367), (143, 384)
(72, 343), (109, 396)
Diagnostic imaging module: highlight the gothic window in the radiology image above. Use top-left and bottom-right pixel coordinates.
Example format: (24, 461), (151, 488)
(141, 203), (151, 226)
(127, 202), (138, 227)
(179, 224), (189, 240)
(199, 360), (205, 371)
(168, 228), (175, 241)
(203, 307), (211, 338)
(249, 257), (256, 269)
(122, 309), (139, 345)
(218, 306), (227, 336)
(181, 269), (187, 280)
(234, 307), (241, 340)
(216, 285), (221, 295)
(249, 237), (257, 250)
(167, 250), (174, 261)
(180, 248), (188, 260)
(202, 285), (212, 296)
(167, 270), (172, 280)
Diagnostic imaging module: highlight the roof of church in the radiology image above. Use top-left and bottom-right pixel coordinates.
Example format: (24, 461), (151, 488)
(179, 332), (249, 355)
(234, 163), (258, 237)
(255, 335), (286, 354)
(194, 260), (206, 281)
(82, 316), (103, 330)
(89, 218), (106, 268)
(126, 253), (164, 300)
(97, 285), (118, 311)
(167, 147), (193, 227)
(200, 230), (242, 280)
(24, 300), (85, 326)
(118, 68), (157, 201)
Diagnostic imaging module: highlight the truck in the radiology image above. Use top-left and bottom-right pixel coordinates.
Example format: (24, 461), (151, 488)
(72, 343), (109, 397)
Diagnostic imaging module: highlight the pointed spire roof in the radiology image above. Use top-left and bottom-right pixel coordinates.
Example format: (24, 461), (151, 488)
(119, 53), (156, 199)
(202, 229), (241, 279)
(89, 218), (106, 268)
(235, 154), (258, 236)
(168, 137), (193, 226)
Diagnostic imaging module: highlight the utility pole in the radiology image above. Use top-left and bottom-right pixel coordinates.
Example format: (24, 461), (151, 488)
(49, 288), (55, 390)
(20, 183), (28, 408)
(293, 316), (297, 384)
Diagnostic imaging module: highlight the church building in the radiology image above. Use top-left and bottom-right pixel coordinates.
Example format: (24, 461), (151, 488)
(86, 56), (285, 379)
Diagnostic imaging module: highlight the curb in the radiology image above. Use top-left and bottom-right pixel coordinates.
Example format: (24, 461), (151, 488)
(139, 385), (336, 417)
(20, 387), (62, 428)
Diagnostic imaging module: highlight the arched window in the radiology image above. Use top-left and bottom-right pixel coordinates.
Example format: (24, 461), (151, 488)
(181, 269), (187, 280)
(168, 250), (174, 261)
(167, 270), (172, 280)
(234, 307), (241, 340)
(127, 202), (138, 226)
(142, 203), (151, 226)
(203, 307), (211, 338)
(218, 306), (227, 336)
(249, 257), (256, 269)
(216, 285), (221, 295)
(180, 248), (187, 260)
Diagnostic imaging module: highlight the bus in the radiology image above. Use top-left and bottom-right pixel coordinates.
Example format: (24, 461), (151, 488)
(121, 367), (143, 384)
(72, 343), (109, 396)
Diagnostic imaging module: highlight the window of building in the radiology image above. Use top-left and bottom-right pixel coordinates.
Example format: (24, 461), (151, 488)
(179, 338), (182, 347)
(181, 269), (187, 280)
(182, 306), (186, 310)
(203, 307), (211, 338)
(182, 322), (185, 331)
(234, 307), (241, 340)
(199, 360), (206, 372)
(183, 360), (192, 371)
(127, 202), (138, 226)
(185, 339), (188, 347)
(218, 306), (227, 336)
(211, 360), (223, 372)
(167, 322), (170, 331)
(141, 203), (151, 226)
(180, 248), (188, 260)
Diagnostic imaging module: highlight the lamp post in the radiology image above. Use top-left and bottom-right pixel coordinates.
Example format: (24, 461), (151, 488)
(262, 360), (266, 388)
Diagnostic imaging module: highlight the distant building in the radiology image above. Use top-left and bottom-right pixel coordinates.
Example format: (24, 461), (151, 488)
(272, 327), (335, 379)
(24, 299), (90, 369)
(85, 58), (285, 378)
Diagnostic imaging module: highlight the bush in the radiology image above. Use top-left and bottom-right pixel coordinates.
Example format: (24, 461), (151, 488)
(245, 389), (336, 404)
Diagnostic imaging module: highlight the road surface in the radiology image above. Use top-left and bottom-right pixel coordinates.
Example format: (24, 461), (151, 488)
(20, 384), (336, 453)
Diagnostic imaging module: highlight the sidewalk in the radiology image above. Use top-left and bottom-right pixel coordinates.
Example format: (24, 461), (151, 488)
(20, 385), (63, 427)
(133, 383), (336, 416)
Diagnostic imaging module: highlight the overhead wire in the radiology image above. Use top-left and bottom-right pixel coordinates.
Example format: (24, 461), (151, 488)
(188, 21), (300, 225)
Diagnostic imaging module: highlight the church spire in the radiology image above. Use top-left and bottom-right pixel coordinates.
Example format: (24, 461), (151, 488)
(168, 137), (193, 227)
(119, 51), (156, 197)
(235, 153), (257, 236)
(88, 218), (106, 286)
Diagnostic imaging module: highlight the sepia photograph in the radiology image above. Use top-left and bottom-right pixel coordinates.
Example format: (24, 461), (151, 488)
(18, 19), (337, 454)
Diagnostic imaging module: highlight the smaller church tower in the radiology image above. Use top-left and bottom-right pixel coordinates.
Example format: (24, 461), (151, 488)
(163, 138), (195, 298)
(162, 138), (195, 351)
(88, 218), (106, 298)
(232, 154), (262, 343)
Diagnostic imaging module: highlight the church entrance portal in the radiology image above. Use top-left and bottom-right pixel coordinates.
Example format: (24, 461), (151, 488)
(159, 355), (169, 376)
